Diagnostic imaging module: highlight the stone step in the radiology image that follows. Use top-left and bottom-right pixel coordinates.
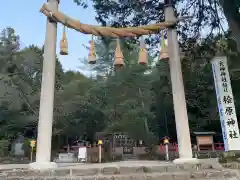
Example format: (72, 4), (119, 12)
(0, 163), (228, 176)
(1, 170), (239, 180)
(0, 160), (238, 180)
(122, 155), (138, 160)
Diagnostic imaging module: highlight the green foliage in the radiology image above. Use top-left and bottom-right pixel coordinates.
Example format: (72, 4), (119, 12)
(74, 0), (240, 51)
(72, 0), (240, 145)
(0, 140), (10, 157)
(219, 151), (239, 163)
(0, 27), (65, 143)
(1, 18), (240, 158)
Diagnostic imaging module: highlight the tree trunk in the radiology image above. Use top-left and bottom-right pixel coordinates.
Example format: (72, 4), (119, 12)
(219, 0), (240, 51)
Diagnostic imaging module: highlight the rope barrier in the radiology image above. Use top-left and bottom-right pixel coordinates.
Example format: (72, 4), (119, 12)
(40, 3), (190, 37)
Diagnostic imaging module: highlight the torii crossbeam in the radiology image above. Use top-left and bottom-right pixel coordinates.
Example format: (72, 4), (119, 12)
(40, 3), (190, 37)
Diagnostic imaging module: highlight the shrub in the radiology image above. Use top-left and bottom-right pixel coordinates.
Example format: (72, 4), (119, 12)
(0, 139), (10, 157)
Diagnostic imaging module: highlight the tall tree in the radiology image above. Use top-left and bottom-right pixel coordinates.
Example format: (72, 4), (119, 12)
(74, 0), (240, 51)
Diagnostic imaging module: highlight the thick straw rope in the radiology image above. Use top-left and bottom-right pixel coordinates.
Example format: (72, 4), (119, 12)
(40, 3), (188, 37)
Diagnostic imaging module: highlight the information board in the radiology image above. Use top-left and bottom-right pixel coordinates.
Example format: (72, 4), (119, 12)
(78, 147), (87, 162)
(212, 56), (240, 151)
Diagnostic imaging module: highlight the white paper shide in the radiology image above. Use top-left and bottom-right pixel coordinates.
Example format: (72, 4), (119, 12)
(212, 56), (240, 151)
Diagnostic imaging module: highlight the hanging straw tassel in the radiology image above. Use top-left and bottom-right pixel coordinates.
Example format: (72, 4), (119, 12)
(60, 26), (68, 55)
(114, 38), (125, 68)
(88, 36), (96, 64)
(138, 37), (148, 65)
(159, 32), (169, 60)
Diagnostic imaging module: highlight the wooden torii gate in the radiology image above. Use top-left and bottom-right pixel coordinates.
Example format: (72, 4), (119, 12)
(29, 0), (197, 169)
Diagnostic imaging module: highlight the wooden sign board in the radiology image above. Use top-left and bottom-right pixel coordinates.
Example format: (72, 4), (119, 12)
(196, 136), (213, 145)
(196, 135), (214, 151)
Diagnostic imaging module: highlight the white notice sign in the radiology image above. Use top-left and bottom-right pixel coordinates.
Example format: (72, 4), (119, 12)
(212, 56), (240, 151)
(78, 147), (87, 162)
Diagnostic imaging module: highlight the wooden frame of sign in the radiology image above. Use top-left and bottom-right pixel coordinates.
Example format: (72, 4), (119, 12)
(193, 132), (215, 151)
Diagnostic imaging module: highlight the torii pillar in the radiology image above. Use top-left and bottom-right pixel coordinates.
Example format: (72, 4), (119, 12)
(29, 0), (58, 169)
(164, 0), (198, 164)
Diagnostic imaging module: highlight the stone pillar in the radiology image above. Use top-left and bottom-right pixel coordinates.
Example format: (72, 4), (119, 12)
(164, 4), (198, 164)
(29, 0), (58, 170)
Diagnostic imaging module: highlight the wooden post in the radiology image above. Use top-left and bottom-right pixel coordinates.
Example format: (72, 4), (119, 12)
(164, 3), (197, 164)
(99, 145), (102, 163)
(30, 147), (33, 162)
(29, 0), (59, 169)
(98, 140), (103, 163)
